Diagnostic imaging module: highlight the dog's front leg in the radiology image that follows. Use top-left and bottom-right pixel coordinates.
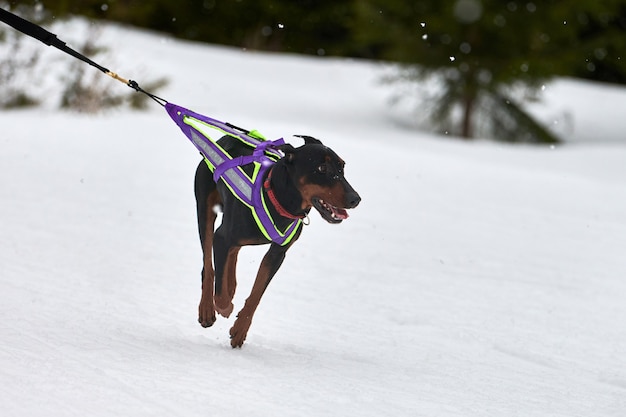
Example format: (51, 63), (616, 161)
(230, 243), (289, 348)
(212, 229), (240, 319)
(197, 194), (219, 329)
(198, 266), (216, 327)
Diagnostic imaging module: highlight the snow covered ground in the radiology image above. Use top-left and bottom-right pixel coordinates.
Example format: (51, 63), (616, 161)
(1, 20), (626, 417)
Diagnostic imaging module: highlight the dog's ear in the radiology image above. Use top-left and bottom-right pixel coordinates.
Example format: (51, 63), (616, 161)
(294, 135), (323, 146)
(278, 143), (297, 163)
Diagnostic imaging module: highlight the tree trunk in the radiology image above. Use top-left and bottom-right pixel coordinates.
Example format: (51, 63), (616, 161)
(461, 92), (474, 139)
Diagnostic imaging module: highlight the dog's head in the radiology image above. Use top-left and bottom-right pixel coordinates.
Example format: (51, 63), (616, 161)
(279, 136), (361, 223)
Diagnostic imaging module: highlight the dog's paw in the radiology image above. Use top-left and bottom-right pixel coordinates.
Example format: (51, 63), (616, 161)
(215, 302), (234, 319)
(229, 328), (247, 348)
(198, 316), (216, 328)
(229, 316), (251, 348)
(198, 298), (216, 328)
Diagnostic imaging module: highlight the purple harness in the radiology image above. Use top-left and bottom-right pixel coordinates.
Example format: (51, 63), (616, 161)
(165, 103), (303, 246)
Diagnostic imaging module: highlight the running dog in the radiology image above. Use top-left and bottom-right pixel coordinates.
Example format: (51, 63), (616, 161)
(194, 135), (361, 347)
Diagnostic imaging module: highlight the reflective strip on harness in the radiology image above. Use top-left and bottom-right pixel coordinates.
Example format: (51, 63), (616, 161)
(165, 102), (301, 246)
(190, 130), (224, 166)
(186, 117), (256, 203)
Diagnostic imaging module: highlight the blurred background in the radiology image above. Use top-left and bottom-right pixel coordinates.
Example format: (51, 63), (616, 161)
(2, 0), (625, 143)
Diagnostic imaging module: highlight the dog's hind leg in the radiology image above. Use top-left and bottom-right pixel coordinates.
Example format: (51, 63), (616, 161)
(195, 161), (220, 328)
(229, 242), (291, 348)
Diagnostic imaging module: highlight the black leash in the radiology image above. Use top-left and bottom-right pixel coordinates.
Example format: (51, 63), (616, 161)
(0, 7), (167, 106)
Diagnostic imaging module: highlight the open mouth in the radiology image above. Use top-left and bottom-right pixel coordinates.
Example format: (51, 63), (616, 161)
(312, 197), (349, 224)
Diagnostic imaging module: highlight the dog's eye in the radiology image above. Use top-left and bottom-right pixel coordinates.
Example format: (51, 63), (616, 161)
(317, 164), (327, 174)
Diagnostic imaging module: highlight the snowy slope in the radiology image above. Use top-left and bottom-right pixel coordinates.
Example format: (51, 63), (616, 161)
(1, 21), (626, 417)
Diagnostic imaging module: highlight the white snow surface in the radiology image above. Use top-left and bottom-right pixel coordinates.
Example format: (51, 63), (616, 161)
(2, 21), (626, 417)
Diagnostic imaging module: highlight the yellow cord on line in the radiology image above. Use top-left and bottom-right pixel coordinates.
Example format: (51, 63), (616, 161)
(105, 71), (130, 85)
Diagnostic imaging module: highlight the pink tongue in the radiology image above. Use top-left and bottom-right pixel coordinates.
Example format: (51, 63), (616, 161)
(333, 207), (349, 220)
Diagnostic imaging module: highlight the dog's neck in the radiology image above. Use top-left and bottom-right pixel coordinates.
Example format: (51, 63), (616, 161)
(265, 162), (307, 219)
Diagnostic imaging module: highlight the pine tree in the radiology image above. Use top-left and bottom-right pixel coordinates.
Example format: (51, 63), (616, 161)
(40, 0), (353, 56)
(351, 0), (617, 143)
(569, 1), (626, 84)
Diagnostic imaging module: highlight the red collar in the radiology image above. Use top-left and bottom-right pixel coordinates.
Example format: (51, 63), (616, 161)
(263, 168), (306, 220)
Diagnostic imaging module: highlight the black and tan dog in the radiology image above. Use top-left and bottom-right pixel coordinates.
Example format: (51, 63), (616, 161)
(194, 135), (360, 348)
